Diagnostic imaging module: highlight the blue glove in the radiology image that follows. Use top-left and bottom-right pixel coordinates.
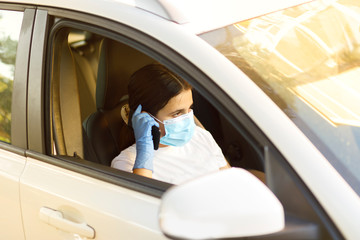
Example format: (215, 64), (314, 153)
(132, 105), (159, 171)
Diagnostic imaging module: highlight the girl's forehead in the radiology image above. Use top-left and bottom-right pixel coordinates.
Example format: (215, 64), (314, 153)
(158, 90), (193, 114)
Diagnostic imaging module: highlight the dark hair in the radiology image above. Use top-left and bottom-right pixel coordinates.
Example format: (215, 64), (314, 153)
(128, 64), (191, 120)
(118, 64), (192, 151)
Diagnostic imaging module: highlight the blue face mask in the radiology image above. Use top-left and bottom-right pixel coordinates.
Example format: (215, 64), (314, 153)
(150, 110), (195, 147)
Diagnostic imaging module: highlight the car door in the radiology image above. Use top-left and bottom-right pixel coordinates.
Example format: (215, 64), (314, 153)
(19, 6), (171, 240)
(0, 5), (32, 240)
(16, 5), (266, 240)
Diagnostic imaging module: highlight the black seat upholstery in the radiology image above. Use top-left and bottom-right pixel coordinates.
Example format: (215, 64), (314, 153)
(82, 39), (126, 165)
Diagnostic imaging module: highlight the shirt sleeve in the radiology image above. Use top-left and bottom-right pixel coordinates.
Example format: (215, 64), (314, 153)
(111, 144), (136, 172)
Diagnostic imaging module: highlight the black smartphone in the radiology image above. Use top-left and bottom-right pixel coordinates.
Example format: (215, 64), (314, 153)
(151, 125), (160, 150)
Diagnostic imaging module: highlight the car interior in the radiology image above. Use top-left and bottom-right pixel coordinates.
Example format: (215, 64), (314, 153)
(49, 26), (265, 183)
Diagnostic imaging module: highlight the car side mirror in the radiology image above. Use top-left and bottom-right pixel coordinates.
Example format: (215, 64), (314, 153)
(159, 168), (284, 239)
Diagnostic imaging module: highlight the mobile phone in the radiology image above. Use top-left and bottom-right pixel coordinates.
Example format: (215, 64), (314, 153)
(151, 125), (160, 150)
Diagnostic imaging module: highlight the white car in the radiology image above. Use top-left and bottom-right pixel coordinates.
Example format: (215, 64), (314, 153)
(0, 0), (359, 239)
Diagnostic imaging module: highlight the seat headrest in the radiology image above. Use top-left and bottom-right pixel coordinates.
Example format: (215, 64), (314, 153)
(96, 39), (124, 110)
(96, 38), (156, 110)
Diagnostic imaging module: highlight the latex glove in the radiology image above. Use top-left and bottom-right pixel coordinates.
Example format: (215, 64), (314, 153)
(132, 105), (159, 171)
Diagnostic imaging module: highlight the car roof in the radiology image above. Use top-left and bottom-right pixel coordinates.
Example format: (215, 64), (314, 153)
(10, 0), (311, 33)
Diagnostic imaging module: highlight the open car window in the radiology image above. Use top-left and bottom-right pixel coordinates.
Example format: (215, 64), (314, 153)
(47, 22), (266, 185)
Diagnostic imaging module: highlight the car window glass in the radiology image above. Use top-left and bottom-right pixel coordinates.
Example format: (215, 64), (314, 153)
(0, 10), (22, 143)
(200, 0), (360, 195)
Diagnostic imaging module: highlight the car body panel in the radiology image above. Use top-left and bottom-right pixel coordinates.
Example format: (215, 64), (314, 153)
(0, 148), (26, 240)
(20, 157), (166, 240)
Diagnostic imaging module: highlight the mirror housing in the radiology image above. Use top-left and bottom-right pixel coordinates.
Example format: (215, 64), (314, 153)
(159, 168), (284, 239)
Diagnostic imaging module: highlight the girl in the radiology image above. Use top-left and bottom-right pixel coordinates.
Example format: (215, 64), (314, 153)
(111, 64), (230, 184)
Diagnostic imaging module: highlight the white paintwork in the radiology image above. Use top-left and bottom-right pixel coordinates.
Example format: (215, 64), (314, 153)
(160, 168), (284, 239)
(20, 158), (167, 240)
(0, 148), (26, 240)
(10, 0), (309, 34)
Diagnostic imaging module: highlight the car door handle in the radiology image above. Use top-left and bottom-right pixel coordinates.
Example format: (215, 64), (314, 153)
(39, 207), (95, 239)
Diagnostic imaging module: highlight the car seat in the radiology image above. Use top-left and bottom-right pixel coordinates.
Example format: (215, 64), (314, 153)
(82, 38), (154, 165)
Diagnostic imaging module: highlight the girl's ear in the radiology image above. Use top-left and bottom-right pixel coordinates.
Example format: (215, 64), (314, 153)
(121, 104), (130, 125)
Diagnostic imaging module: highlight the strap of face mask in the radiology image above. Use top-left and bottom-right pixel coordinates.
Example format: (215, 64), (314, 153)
(148, 112), (164, 124)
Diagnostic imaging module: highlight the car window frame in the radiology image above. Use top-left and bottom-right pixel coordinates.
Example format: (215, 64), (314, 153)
(36, 6), (265, 196)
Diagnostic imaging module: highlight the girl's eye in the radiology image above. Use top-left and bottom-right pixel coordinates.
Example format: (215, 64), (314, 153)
(172, 112), (181, 117)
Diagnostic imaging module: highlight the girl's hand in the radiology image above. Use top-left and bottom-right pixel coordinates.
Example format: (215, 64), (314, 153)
(132, 105), (159, 171)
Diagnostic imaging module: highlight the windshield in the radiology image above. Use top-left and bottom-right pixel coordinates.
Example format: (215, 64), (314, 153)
(200, 0), (360, 194)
